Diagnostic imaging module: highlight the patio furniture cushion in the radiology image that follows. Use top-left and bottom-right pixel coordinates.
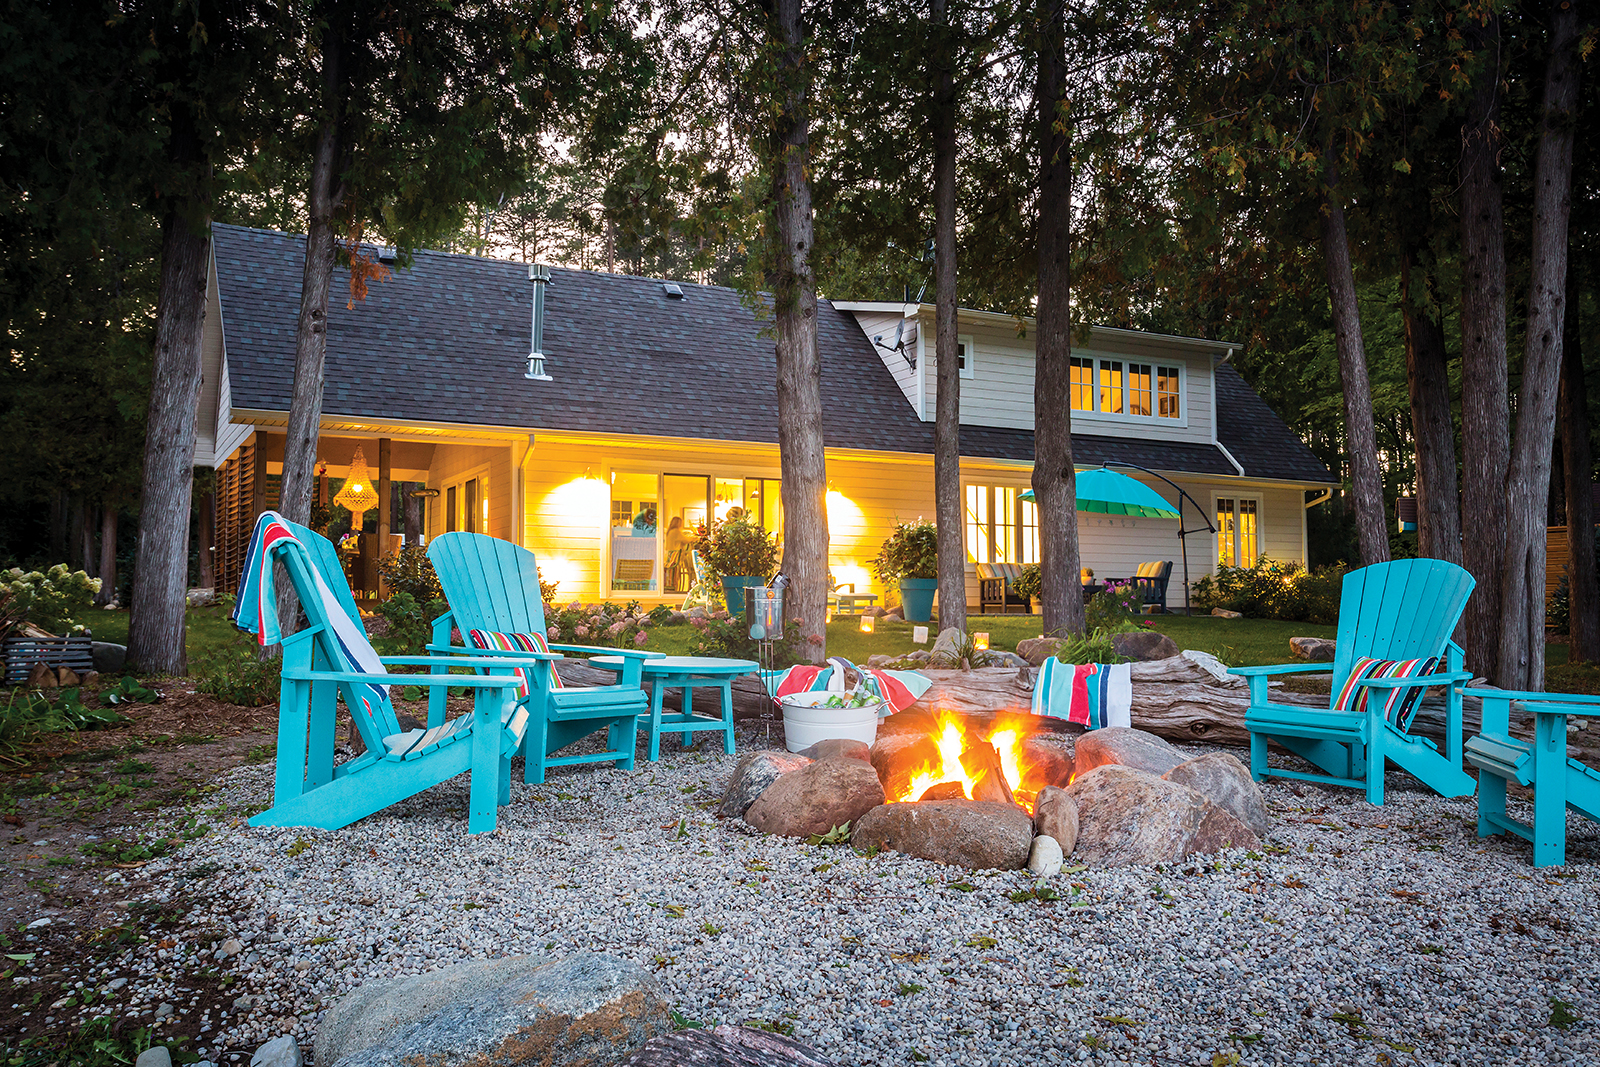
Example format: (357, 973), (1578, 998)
(1332, 654), (1440, 730)
(1135, 561), (1165, 578)
(468, 629), (565, 694)
(976, 562), (1024, 581)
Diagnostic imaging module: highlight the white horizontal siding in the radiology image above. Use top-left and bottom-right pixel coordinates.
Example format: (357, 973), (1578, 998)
(910, 313), (1216, 447)
(849, 310), (920, 411)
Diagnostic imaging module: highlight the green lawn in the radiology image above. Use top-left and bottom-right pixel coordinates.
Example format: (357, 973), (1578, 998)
(75, 603), (1595, 692)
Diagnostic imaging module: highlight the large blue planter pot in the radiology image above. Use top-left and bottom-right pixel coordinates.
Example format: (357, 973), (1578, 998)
(898, 578), (938, 623)
(720, 576), (767, 618)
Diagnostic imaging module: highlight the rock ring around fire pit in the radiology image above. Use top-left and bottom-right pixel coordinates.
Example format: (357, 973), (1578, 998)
(720, 716), (1269, 869)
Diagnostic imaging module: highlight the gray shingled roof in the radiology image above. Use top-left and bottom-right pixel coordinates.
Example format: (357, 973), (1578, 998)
(211, 224), (1331, 483)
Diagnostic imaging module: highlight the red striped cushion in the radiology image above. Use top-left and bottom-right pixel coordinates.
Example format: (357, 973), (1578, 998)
(1333, 655), (1439, 730)
(467, 629), (563, 697)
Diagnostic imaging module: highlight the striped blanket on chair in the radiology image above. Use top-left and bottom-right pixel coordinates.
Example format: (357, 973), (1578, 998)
(1031, 658), (1133, 730)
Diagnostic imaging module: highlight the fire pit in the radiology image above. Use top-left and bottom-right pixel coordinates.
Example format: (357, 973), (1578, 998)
(869, 707), (1077, 814)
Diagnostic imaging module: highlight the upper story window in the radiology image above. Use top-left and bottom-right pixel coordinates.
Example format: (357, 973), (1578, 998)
(1070, 356), (1183, 420)
(957, 335), (975, 379)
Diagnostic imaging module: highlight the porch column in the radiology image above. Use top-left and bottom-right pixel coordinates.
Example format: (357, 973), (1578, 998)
(377, 437), (392, 595)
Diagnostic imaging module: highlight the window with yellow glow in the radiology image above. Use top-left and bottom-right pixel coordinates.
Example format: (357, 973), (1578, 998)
(1069, 357), (1094, 411)
(1127, 363), (1152, 417)
(1157, 367), (1181, 418)
(1216, 496), (1260, 566)
(1098, 360), (1124, 414)
(965, 485), (1038, 565)
(1069, 357), (1182, 420)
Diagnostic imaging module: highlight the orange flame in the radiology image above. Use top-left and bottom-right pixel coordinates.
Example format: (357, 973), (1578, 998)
(892, 710), (1047, 813)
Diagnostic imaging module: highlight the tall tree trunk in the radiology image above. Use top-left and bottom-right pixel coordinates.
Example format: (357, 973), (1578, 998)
(404, 483), (422, 545)
(96, 506), (118, 607)
(70, 496), (89, 573)
(279, 107), (343, 530)
(1033, 0), (1083, 636)
(932, 0), (966, 633)
(1561, 257), (1597, 664)
(1398, 241), (1461, 564)
(127, 187), (209, 673)
(1458, 13), (1510, 678)
(275, 44), (346, 644)
(764, 0), (829, 661)
(1319, 179), (1389, 569)
(1499, 0), (1582, 690)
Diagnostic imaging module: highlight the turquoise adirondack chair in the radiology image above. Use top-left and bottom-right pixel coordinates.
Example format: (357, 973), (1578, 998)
(1230, 559), (1478, 804)
(426, 532), (653, 784)
(234, 513), (538, 834)
(1464, 688), (1600, 866)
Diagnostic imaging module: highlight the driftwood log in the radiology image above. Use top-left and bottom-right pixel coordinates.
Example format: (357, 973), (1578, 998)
(556, 654), (1600, 763)
(620, 1025), (836, 1066)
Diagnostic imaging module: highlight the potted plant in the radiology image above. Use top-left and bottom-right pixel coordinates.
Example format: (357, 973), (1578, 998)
(697, 518), (779, 616)
(1013, 563), (1042, 614)
(872, 520), (939, 623)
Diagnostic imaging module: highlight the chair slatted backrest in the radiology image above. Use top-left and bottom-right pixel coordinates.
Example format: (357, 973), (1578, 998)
(272, 518), (405, 751)
(1327, 559), (1475, 710)
(429, 532), (549, 637)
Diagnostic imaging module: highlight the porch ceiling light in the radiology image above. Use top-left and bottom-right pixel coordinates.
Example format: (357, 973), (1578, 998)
(334, 445), (381, 529)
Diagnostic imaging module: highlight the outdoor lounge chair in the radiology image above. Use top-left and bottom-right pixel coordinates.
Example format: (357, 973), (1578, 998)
(1231, 558), (1477, 805)
(233, 513), (534, 834)
(977, 563), (1030, 614)
(1113, 560), (1172, 613)
(1464, 688), (1600, 867)
(426, 532), (653, 784)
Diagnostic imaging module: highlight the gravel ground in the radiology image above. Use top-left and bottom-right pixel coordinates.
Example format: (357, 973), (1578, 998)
(30, 722), (1600, 1067)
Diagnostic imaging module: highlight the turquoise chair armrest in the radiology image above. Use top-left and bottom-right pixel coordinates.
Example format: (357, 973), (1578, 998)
(547, 644), (664, 660)
(405, 648), (561, 663)
(283, 668), (523, 688)
(1459, 687), (1600, 706)
(1356, 670), (1473, 689)
(1229, 663), (1335, 677)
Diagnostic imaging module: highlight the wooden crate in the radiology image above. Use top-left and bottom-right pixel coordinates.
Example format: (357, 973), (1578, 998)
(4, 636), (95, 685)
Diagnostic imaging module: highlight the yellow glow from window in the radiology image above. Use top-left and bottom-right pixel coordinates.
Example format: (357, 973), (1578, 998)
(824, 490), (865, 540)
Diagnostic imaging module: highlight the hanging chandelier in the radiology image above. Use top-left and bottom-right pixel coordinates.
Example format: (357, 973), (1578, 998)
(333, 445), (380, 530)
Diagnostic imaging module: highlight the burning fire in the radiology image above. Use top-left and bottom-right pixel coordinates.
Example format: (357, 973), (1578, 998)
(894, 711), (1057, 813)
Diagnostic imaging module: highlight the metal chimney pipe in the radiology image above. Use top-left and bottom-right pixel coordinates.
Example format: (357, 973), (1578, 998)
(526, 263), (553, 381)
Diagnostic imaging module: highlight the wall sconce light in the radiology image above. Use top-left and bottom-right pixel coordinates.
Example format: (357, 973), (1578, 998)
(973, 632), (990, 651)
(859, 616), (875, 634)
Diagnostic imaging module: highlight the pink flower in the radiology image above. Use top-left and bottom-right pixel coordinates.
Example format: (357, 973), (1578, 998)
(548, 626), (562, 639)
(691, 617), (709, 629)
(575, 625), (590, 638)
(633, 631), (648, 646)
(608, 620), (627, 636)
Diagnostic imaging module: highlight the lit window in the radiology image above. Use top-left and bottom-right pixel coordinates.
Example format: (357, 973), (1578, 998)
(1158, 366), (1181, 418)
(1216, 497), (1260, 566)
(965, 485), (1037, 565)
(1098, 360), (1124, 414)
(1070, 357), (1094, 410)
(1127, 364), (1152, 417)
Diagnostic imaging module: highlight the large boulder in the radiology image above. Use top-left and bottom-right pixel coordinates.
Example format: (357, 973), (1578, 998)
(797, 738), (871, 763)
(868, 728), (940, 802)
(1072, 727), (1184, 778)
(928, 628), (967, 668)
(1110, 630), (1180, 662)
(1162, 752), (1269, 838)
(719, 751), (811, 820)
(318, 954), (668, 1067)
(1290, 637), (1336, 662)
(852, 800), (1033, 869)
(91, 641), (127, 673)
(1021, 739), (1074, 792)
(1031, 785), (1080, 856)
(1015, 637), (1066, 667)
(1064, 765), (1258, 866)
(743, 758), (886, 838)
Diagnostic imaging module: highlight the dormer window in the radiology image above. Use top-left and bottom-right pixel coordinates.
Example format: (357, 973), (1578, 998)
(1069, 356), (1183, 421)
(958, 334), (974, 379)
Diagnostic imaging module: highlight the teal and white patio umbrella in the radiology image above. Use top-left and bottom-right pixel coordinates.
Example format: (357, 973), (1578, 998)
(1022, 464), (1211, 614)
(1018, 465), (1180, 518)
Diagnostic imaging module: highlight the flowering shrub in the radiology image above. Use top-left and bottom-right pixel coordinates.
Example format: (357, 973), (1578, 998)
(689, 613), (805, 668)
(695, 518), (779, 581)
(546, 600), (653, 649)
(376, 546), (443, 601)
(1085, 582), (1146, 634)
(1190, 558), (1346, 623)
(2, 565), (100, 636)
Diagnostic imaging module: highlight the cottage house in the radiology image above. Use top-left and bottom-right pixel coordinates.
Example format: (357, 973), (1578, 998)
(197, 224), (1333, 608)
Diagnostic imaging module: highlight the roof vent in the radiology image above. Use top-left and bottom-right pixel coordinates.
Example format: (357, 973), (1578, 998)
(663, 282), (684, 300)
(526, 263), (553, 381)
(377, 246), (397, 264)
